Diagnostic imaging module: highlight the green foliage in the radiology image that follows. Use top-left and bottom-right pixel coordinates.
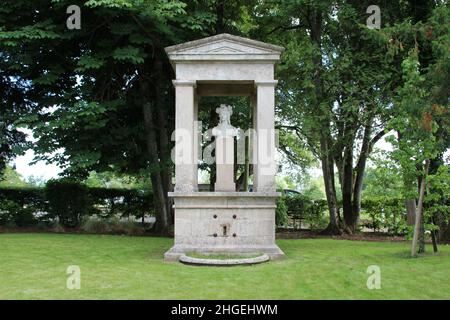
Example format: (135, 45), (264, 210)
(88, 187), (153, 219)
(387, 5), (450, 198)
(425, 165), (450, 227)
(1, 0), (448, 233)
(45, 179), (92, 227)
(0, 0), (218, 180)
(112, 46), (145, 64)
(0, 186), (46, 226)
(0, 200), (35, 227)
(363, 151), (403, 199)
(284, 195), (328, 230)
(85, 170), (152, 189)
(0, 166), (30, 188)
(0, 181), (153, 229)
(275, 197), (288, 227)
(296, 174), (326, 200)
(361, 197), (409, 235)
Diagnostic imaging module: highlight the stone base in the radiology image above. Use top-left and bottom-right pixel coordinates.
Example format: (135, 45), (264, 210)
(179, 253), (270, 266)
(164, 244), (285, 262)
(165, 192), (285, 262)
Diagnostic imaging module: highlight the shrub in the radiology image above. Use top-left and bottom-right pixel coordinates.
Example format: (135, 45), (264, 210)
(81, 216), (144, 235)
(0, 184), (154, 229)
(307, 199), (328, 230)
(52, 221), (65, 233)
(284, 195), (327, 230)
(0, 187), (46, 226)
(88, 188), (153, 220)
(45, 179), (92, 227)
(13, 208), (36, 227)
(81, 216), (109, 233)
(0, 199), (36, 227)
(36, 221), (51, 230)
(361, 197), (409, 235)
(0, 200), (16, 225)
(276, 197), (288, 227)
(112, 219), (144, 236)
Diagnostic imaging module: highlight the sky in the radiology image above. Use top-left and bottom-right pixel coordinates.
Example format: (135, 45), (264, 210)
(12, 128), (63, 181)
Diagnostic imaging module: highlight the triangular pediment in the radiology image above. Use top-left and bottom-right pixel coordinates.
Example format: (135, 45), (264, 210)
(165, 33), (283, 58)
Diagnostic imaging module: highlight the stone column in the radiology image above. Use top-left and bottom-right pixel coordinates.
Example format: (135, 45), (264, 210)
(194, 94), (201, 181)
(173, 80), (198, 192)
(254, 80), (277, 192)
(251, 93), (258, 191)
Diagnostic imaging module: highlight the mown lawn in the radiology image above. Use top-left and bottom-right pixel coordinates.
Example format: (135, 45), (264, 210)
(0, 233), (449, 299)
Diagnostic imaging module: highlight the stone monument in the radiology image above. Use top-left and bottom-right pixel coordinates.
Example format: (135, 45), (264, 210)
(164, 34), (285, 261)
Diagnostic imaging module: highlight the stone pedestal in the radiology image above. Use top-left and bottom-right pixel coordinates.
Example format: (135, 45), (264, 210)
(214, 135), (235, 191)
(164, 192), (284, 261)
(212, 117), (238, 192)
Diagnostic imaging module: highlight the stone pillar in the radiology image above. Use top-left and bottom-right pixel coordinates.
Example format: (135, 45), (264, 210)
(194, 94), (201, 180)
(213, 133), (236, 191)
(254, 80), (277, 192)
(212, 104), (238, 192)
(251, 93), (258, 191)
(173, 80), (198, 192)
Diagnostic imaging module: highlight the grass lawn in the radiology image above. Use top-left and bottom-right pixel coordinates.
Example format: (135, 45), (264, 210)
(0, 233), (449, 299)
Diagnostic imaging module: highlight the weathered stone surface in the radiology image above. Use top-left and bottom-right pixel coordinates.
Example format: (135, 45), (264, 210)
(164, 192), (284, 261)
(179, 254), (270, 266)
(164, 34), (285, 262)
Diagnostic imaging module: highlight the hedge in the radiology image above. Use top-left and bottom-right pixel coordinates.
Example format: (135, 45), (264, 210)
(0, 187), (46, 227)
(0, 181), (153, 228)
(2, 182), (433, 236)
(282, 195), (328, 230)
(280, 194), (411, 234)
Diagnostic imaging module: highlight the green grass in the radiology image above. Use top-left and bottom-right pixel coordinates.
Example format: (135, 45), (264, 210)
(0, 233), (449, 299)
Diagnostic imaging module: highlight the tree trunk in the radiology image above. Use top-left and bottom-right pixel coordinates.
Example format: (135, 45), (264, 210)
(140, 79), (169, 234)
(342, 145), (355, 233)
(405, 199), (416, 225)
(154, 58), (174, 224)
(215, 0), (225, 34)
(411, 159), (430, 257)
(431, 221), (438, 253)
(352, 124), (385, 232)
(320, 134), (341, 235)
(398, 131), (419, 227)
(418, 219), (426, 254)
(308, 6), (340, 235)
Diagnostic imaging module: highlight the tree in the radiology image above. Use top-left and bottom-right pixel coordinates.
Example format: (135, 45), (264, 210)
(251, 0), (408, 233)
(248, 0), (449, 234)
(0, 165), (29, 188)
(386, 4), (449, 256)
(0, 0), (217, 233)
(362, 151), (403, 200)
(0, 0), (262, 233)
(0, 53), (29, 177)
